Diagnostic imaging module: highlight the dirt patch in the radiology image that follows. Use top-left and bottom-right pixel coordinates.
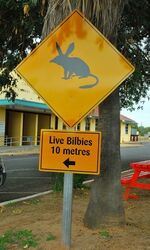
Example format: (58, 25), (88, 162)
(0, 188), (150, 250)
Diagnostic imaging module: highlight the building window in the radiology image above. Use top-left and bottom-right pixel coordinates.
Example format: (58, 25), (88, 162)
(63, 124), (66, 130)
(95, 118), (99, 131)
(77, 123), (80, 131)
(85, 118), (90, 131)
(125, 124), (129, 134)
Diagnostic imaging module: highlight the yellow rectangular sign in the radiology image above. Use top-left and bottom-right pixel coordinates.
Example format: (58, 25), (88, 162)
(39, 130), (101, 175)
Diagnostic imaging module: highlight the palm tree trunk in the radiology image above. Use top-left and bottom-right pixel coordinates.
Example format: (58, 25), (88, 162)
(83, 0), (127, 228)
(84, 89), (125, 228)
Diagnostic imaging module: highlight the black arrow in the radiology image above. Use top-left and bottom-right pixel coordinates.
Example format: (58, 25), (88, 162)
(63, 158), (75, 168)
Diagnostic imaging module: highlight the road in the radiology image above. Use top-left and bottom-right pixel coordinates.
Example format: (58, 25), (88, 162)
(0, 155), (54, 202)
(0, 142), (150, 202)
(121, 142), (150, 170)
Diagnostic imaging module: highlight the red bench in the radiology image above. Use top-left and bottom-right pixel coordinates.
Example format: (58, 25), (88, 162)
(121, 161), (150, 200)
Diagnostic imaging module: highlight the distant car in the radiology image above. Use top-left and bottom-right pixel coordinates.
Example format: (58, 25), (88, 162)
(0, 158), (6, 186)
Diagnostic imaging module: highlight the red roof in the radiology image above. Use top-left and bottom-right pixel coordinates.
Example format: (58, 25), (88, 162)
(120, 114), (136, 123)
(88, 107), (99, 117)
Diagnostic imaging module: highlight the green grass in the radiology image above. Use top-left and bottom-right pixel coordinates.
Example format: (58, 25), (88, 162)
(99, 230), (112, 239)
(46, 232), (56, 241)
(28, 199), (40, 205)
(5, 202), (17, 208)
(0, 229), (38, 250)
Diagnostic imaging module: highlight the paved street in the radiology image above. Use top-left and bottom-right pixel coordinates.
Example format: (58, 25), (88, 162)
(0, 155), (54, 202)
(121, 142), (150, 170)
(0, 142), (150, 203)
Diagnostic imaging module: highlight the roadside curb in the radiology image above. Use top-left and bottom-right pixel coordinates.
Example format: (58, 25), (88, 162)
(0, 152), (39, 157)
(121, 143), (143, 147)
(0, 190), (53, 206)
(0, 146), (39, 157)
(83, 169), (133, 186)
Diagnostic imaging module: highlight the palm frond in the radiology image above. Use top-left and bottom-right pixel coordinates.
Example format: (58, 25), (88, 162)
(30, 0), (38, 6)
(42, 0), (127, 42)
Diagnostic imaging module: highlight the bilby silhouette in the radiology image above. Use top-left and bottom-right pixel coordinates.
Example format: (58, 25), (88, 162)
(50, 42), (99, 89)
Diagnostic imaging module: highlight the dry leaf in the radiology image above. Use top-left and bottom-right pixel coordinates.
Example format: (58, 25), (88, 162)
(12, 209), (23, 215)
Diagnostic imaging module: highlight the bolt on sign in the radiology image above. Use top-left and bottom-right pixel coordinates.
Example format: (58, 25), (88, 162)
(15, 9), (135, 128)
(39, 130), (101, 175)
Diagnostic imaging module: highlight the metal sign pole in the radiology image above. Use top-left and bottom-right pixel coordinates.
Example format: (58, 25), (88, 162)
(62, 126), (74, 249)
(62, 172), (73, 249)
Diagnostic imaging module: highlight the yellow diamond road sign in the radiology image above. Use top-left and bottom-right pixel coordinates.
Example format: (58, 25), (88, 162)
(15, 9), (135, 128)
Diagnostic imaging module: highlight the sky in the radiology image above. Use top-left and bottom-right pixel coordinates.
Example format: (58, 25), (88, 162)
(121, 98), (150, 127)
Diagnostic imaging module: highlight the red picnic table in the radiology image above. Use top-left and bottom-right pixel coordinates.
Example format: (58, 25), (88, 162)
(121, 160), (150, 200)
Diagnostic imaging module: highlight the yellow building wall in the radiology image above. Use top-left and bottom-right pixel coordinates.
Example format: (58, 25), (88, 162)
(57, 118), (63, 130)
(80, 119), (86, 131)
(38, 114), (50, 136)
(0, 108), (6, 121)
(0, 108), (6, 146)
(23, 113), (38, 145)
(0, 71), (44, 103)
(7, 111), (23, 146)
(50, 114), (56, 129)
(90, 118), (96, 131)
(120, 122), (132, 143)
